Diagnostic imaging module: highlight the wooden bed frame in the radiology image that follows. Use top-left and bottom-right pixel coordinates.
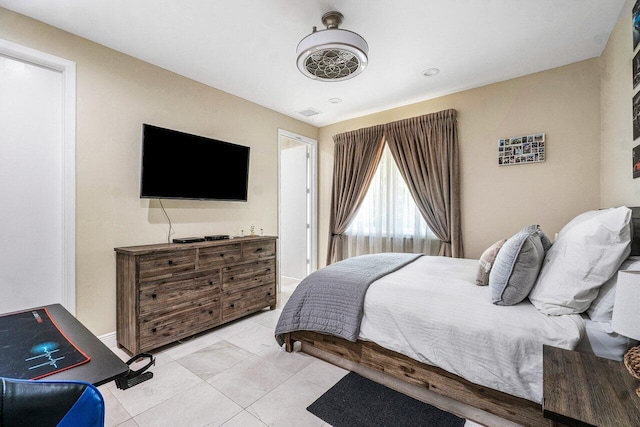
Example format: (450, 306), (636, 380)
(284, 331), (544, 426)
(283, 207), (640, 427)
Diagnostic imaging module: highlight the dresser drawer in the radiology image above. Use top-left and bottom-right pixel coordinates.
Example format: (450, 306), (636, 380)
(222, 283), (276, 322)
(138, 250), (196, 282)
(139, 276), (220, 317)
(221, 259), (275, 292)
(198, 244), (242, 269)
(242, 240), (276, 262)
(139, 301), (221, 351)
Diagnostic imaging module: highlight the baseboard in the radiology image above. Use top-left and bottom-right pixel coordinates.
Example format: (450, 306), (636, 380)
(98, 331), (117, 349)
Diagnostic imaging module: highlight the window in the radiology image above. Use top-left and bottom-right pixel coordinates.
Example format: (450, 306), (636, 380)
(344, 144), (439, 257)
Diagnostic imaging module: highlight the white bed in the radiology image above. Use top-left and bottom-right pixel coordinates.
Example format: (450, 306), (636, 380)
(280, 206), (639, 426)
(359, 255), (584, 403)
(576, 317), (635, 361)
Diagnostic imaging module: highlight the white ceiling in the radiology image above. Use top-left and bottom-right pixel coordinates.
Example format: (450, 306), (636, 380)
(0, 0), (627, 127)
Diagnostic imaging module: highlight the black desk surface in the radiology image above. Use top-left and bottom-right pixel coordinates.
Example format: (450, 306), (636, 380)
(3, 304), (129, 387)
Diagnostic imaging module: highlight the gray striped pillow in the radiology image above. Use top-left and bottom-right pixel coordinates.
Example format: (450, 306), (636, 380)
(489, 228), (545, 305)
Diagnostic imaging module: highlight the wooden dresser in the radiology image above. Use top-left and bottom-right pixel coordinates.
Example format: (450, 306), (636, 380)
(114, 236), (277, 355)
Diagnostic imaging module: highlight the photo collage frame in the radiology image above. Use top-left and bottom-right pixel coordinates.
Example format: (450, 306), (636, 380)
(498, 133), (545, 166)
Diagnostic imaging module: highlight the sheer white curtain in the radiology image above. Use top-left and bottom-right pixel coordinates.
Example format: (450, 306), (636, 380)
(344, 144), (440, 257)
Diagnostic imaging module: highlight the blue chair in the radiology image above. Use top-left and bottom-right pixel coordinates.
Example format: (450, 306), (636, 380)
(0, 377), (105, 427)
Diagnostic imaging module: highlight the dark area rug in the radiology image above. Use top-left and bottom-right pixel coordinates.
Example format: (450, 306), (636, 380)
(307, 372), (466, 427)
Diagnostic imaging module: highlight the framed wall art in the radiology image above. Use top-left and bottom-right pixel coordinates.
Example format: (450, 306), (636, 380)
(634, 2), (640, 141)
(635, 50), (640, 89)
(498, 133), (545, 166)
(634, 92), (640, 141)
(635, 0), (640, 51)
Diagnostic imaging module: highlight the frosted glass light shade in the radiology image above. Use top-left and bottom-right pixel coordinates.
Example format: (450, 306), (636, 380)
(612, 270), (640, 341)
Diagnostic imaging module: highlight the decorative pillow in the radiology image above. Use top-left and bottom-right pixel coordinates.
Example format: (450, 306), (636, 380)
(476, 239), (508, 286)
(522, 224), (553, 252)
(528, 206), (632, 315)
(586, 256), (640, 323)
(489, 229), (545, 305)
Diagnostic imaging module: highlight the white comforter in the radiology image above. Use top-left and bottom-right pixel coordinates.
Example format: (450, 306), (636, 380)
(358, 255), (585, 403)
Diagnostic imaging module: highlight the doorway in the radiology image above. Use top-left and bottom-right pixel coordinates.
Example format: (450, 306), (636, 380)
(278, 130), (317, 293)
(0, 40), (76, 314)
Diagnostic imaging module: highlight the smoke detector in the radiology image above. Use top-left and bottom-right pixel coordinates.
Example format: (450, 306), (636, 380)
(296, 11), (369, 82)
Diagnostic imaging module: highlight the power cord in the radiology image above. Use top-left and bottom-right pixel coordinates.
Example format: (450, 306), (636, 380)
(158, 199), (173, 243)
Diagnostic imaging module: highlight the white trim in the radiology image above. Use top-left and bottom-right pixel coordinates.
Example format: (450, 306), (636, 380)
(277, 129), (318, 291)
(98, 331), (118, 349)
(0, 39), (77, 314)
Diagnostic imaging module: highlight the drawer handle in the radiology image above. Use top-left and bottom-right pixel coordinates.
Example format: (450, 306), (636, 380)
(267, 268), (271, 272)
(256, 248), (263, 252)
(267, 292), (272, 296)
(151, 293), (157, 299)
(151, 327), (157, 333)
(230, 303), (235, 308)
(219, 253), (224, 257)
(168, 260), (174, 265)
(229, 276), (234, 281)
(208, 281), (214, 286)
(208, 310), (213, 315)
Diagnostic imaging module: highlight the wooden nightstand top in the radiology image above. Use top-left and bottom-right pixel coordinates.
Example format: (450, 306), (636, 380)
(543, 345), (640, 427)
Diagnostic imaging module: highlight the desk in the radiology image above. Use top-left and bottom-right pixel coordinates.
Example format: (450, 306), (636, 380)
(3, 304), (129, 387)
(543, 345), (640, 426)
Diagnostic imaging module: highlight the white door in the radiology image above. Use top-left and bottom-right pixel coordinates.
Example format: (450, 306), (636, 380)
(0, 40), (76, 314)
(278, 130), (317, 283)
(280, 141), (309, 279)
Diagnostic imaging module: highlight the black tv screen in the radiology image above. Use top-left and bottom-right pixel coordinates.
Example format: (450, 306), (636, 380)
(140, 124), (250, 201)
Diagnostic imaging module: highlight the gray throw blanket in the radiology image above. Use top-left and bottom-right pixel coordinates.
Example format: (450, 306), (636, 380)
(275, 253), (423, 346)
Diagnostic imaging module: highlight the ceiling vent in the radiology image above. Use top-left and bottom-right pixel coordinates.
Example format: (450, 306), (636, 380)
(296, 11), (369, 82)
(297, 107), (321, 117)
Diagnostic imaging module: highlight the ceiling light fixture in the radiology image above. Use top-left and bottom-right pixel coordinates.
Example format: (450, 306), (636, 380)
(328, 97), (342, 104)
(296, 11), (369, 82)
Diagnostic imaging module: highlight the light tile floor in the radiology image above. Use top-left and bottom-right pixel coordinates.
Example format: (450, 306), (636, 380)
(100, 278), (487, 427)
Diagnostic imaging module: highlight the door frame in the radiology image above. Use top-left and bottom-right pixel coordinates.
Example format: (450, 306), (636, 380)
(277, 129), (318, 289)
(0, 39), (77, 314)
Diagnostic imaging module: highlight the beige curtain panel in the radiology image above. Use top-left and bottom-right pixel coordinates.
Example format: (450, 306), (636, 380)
(326, 109), (463, 263)
(327, 125), (385, 265)
(384, 109), (463, 258)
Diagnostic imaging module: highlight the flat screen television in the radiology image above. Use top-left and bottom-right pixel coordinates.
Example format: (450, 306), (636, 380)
(140, 124), (250, 201)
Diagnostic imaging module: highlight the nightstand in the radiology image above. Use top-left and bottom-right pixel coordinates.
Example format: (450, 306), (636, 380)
(543, 345), (640, 426)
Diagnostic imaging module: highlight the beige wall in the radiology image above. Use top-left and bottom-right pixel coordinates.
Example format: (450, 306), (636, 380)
(0, 8), (317, 336)
(601, 0), (640, 207)
(318, 59), (602, 263)
(4, 2), (634, 335)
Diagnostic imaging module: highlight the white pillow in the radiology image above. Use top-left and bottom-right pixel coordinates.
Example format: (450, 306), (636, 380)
(528, 206), (632, 315)
(586, 256), (640, 322)
(557, 207), (615, 240)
